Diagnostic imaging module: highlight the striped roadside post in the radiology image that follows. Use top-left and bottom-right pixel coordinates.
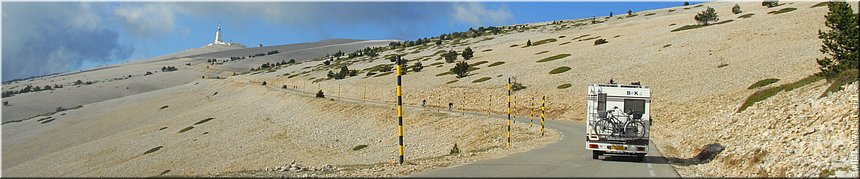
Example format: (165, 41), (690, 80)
(541, 96), (546, 136)
(395, 56), (405, 165)
(530, 97), (534, 127)
(507, 78), (512, 148)
(488, 94), (492, 119)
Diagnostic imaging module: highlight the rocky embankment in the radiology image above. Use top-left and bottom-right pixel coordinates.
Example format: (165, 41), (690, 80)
(654, 81), (858, 177)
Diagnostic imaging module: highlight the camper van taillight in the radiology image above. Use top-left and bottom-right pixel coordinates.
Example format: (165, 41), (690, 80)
(637, 147), (646, 151)
(589, 144), (599, 149)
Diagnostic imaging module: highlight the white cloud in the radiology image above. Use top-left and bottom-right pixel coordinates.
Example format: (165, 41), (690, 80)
(114, 3), (176, 38)
(452, 2), (513, 26)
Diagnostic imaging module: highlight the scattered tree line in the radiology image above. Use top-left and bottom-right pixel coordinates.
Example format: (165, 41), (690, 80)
(161, 66), (178, 72)
(2, 84), (65, 97)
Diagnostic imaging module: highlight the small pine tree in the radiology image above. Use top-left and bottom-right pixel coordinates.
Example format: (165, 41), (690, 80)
(461, 47), (474, 60)
(684, 1), (689, 6)
(526, 40), (532, 46)
(609, 12), (613, 17)
(694, 7), (719, 25)
(443, 50), (458, 63)
(627, 10), (633, 16)
(261, 81), (267, 85)
(451, 61), (470, 78)
(732, 4), (742, 14)
(413, 61), (424, 72)
(316, 90), (325, 98)
(762, 0), (778, 8)
(816, 1), (859, 77)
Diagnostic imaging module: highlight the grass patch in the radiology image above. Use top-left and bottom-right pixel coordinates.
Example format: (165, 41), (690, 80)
(509, 44), (519, 48)
(671, 20), (734, 32)
(446, 80), (458, 84)
(194, 117), (215, 125)
(738, 13), (755, 19)
(579, 36), (600, 41)
(487, 61), (506, 67)
(668, 9), (676, 12)
(472, 61), (489, 66)
(482, 49), (493, 52)
(717, 63), (728, 68)
(160, 105), (169, 110)
(352, 145), (368, 151)
(559, 42), (571, 45)
(535, 51), (550, 55)
(557, 83), (572, 89)
(644, 13), (656, 16)
(748, 78), (780, 89)
(537, 54), (571, 63)
(40, 118), (56, 124)
(143, 146), (163, 155)
(159, 127), (168, 130)
(663, 44), (672, 48)
(811, 2), (828, 8)
(821, 69), (859, 97)
(531, 38), (558, 46)
(549, 66), (572, 74)
(430, 62), (444, 66)
(768, 7), (797, 15)
(178, 126), (194, 133)
(472, 77), (492, 83)
(738, 75), (824, 112)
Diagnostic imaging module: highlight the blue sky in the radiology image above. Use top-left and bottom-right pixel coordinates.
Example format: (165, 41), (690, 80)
(2, 1), (705, 81)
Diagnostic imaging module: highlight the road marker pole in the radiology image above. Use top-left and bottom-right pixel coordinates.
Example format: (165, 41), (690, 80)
(463, 92), (467, 115)
(541, 96), (546, 137)
(507, 78), (512, 148)
(395, 56), (405, 165)
(530, 97), (534, 128)
(488, 94), (492, 119)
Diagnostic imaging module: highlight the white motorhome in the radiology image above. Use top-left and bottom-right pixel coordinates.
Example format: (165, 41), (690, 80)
(585, 83), (651, 161)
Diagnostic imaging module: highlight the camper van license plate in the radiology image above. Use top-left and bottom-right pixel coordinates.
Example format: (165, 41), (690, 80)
(611, 145), (625, 150)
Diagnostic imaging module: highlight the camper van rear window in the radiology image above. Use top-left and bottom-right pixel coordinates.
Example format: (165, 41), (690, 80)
(623, 99), (646, 114)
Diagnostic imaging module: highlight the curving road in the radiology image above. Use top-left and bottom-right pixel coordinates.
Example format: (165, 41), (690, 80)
(269, 81), (680, 177)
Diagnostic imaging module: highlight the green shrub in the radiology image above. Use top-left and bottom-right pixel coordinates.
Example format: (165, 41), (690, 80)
(695, 7), (719, 25)
(549, 66), (572, 74)
(511, 82), (527, 91)
(737, 75), (824, 112)
(816, 2), (858, 78)
(487, 61), (506, 67)
(532, 38), (558, 46)
(526, 40), (532, 46)
(446, 80), (458, 84)
(462, 47), (474, 60)
(557, 83), (572, 89)
(449, 143), (460, 155)
(671, 20), (733, 32)
(732, 4), (742, 14)
(767, 7), (796, 15)
(762, 0), (779, 8)
(413, 61), (424, 72)
(594, 39), (608, 46)
(451, 61), (471, 78)
(536, 51), (550, 55)
(747, 78), (780, 89)
(443, 50), (458, 63)
(472, 77), (492, 83)
(316, 90), (325, 98)
(537, 54), (571, 63)
(717, 63), (729, 68)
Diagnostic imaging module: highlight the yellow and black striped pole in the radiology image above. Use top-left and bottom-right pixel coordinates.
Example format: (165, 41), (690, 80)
(530, 97), (534, 127)
(507, 78), (512, 147)
(541, 96), (546, 136)
(488, 94), (492, 119)
(395, 56), (405, 165)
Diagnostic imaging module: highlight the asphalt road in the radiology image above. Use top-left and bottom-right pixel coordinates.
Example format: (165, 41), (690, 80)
(271, 82), (681, 178)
